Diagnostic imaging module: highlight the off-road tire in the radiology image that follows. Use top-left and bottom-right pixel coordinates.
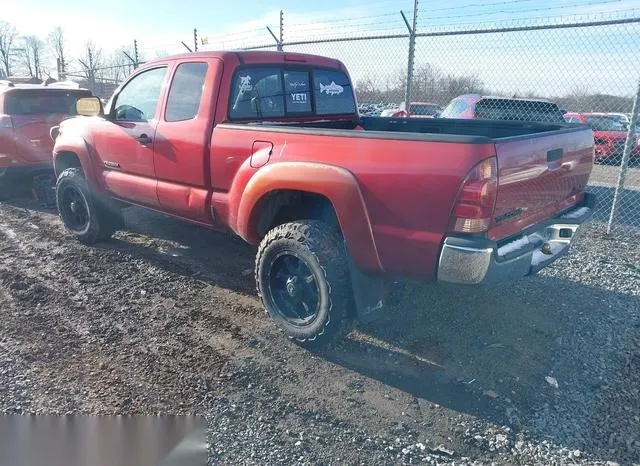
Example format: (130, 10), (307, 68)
(56, 168), (123, 244)
(255, 220), (356, 347)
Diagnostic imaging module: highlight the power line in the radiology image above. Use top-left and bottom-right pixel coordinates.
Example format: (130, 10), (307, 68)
(287, 19), (405, 35)
(196, 27), (266, 41)
(285, 0), (413, 17)
(418, 0), (539, 13)
(288, 12), (401, 29)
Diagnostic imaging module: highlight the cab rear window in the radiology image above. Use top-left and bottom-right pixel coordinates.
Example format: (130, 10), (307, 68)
(5, 90), (91, 116)
(474, 99), (565, 123)
(229, 66), (355, 120)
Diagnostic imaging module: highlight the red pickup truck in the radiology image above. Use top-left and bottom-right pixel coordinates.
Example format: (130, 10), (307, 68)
(50, 51), (596, 346)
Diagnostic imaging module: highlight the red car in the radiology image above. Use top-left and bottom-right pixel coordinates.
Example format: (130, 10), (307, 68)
(51, 51), (595, 346)
(440, 94), (566, 123)
(0, 82), (93, 199)
(390, 102), (442, 118)
(564, 112), (639, 164)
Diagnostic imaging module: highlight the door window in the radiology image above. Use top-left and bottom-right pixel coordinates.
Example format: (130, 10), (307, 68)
(165, 63), (209, 122)
(113, 67), (167, 122)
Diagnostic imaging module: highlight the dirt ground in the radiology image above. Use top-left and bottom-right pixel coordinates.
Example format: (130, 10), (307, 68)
(1, 197), (639, 465)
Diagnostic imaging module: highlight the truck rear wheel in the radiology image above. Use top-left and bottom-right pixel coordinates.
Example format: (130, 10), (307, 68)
(0, 171), (13, 200)
(256, 220), (355, 347)
(56, 168), (123, 244)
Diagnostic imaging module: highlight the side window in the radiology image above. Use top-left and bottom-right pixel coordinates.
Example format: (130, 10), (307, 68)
(440, 100), (459, 118)
(283, 71), (311, 114)
(114, 67), (167, 122)
(313, 69), (355, 115)
(229, 68), (285, 119)
(165, 63), (208, 122)
(441, 99), (468, 118)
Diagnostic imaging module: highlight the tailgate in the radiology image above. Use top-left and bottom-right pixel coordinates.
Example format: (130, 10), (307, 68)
(489, 126), (594, 240)
(11, 115), (67, 164)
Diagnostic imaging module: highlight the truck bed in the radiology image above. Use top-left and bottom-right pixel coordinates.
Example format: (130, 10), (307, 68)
(238, 116), (582, 142)
(217, 116), (593, 276)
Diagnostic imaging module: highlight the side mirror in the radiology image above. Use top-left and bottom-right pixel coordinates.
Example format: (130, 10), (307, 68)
(76, 97), (103, 117)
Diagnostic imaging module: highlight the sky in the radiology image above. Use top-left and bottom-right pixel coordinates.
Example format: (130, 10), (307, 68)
(2, 0), (640, 97)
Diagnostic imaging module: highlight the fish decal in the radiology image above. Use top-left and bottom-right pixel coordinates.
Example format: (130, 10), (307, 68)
(320, 81), (344, 96)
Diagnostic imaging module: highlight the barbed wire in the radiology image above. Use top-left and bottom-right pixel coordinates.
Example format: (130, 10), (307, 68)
(416, 9), (640, 31)
(417, 0), (630, 23)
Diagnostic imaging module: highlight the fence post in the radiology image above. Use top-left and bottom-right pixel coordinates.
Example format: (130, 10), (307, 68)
(133, 39), (139, 68)
(194, 29), (198, 52)
(607, 78), (640, 235)
(401, 0), (418, 108)
(266, 26), (282, 51)
(279, 10), (284, 51)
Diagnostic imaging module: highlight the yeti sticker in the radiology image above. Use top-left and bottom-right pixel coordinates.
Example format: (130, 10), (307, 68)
(290, 93), (307, 103)
(238, 75), (253, 93)
(289, 81), (307, 89)
(320, 81), (344, 96)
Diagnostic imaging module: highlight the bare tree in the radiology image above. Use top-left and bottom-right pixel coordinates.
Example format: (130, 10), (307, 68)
(101, 46), (135, 83)
(48, 26), (67, 79)
(0, 21), (18, 77)
(18, 35), (47, 79)
(77, 41), (104, 85)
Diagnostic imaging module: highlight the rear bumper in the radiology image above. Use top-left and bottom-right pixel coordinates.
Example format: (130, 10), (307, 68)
(437, 193), (596, 285)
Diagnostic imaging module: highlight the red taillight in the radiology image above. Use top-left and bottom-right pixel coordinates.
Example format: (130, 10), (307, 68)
(449, 157), (498, 234)
(0, 114), (13, 129)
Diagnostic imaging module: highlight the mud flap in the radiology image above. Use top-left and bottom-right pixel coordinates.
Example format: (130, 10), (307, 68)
(347, 251), (386, 324)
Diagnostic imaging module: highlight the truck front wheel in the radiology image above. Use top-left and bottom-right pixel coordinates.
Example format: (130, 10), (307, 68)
(256, 220), (356, 347)
(56, 168), (122, 244)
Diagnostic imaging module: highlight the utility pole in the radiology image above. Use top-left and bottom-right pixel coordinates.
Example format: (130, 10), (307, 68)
(57, 48), (66, 80)
(34, 47), (41, 80)
(193, 28), (198, 52)
(88, 46), (94, 86)
(401, 0), (418, 109)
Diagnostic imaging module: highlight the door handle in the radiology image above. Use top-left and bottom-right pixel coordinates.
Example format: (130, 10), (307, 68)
(137, 134), (152, 145)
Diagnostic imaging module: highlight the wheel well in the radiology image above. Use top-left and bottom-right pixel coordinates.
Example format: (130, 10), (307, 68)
(54, 151), (82, 177)
(255, 190), (339, 239)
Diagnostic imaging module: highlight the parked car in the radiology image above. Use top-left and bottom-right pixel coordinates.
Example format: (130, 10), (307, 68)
(605, 112), (631, 129)
(51, 50), (595, 346)
(390, 102), (443, 118)
(564, 112), (640, 164)
(0, 81), (93, 200)
(440, 94), (566, 123)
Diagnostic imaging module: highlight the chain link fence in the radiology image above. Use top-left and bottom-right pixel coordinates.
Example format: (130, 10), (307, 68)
(82, 12), (640, 235)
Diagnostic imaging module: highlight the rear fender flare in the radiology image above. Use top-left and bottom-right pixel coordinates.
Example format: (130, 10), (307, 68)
(232, 161), (383, 273)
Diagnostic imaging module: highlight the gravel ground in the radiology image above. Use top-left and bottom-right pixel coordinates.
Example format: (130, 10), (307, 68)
(0, 198), (639, 465)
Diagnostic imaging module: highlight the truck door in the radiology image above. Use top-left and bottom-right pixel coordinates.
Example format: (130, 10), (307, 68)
(154, 58), (223, 223)
(91, 66), (170, 208)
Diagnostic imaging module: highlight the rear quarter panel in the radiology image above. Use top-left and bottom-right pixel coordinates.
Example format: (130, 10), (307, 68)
(212, 126), (496, 277)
